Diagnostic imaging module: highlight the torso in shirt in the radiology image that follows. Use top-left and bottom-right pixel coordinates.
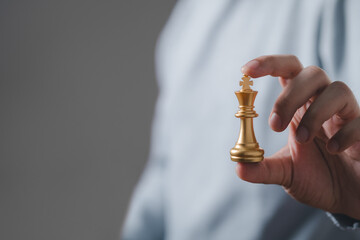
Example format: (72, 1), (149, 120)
(155, 0), (360, 239)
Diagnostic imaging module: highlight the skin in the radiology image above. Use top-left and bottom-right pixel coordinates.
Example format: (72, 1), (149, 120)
(237, 55), (360, 220)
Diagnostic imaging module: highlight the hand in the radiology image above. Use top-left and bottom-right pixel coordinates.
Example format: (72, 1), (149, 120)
(237, 55), (360, 220)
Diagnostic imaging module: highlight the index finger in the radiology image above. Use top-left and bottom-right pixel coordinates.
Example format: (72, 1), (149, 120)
(241, 55), (303, 79)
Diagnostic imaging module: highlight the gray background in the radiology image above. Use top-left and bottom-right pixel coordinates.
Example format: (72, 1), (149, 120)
(0, 1), (175, 239)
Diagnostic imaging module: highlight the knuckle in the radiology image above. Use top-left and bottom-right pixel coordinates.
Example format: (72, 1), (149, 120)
(337, 119), (360, 141)
(290, 55), (302, 67)
(305, 65), (325, 77)
(354, 119), (360, 139)
(258, 55), (274, 64)
(331, 81), (351, 96)
(287, 55), (303, 78)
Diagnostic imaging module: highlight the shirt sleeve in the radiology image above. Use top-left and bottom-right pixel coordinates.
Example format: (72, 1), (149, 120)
(121, 91), (172, 240)
(326, 212), (360, 230)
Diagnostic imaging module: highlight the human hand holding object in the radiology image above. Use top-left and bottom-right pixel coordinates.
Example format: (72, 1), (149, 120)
(237, 55), (360, 220)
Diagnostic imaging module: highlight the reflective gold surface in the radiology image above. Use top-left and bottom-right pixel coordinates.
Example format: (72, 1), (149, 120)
(230, 75), (264, 162)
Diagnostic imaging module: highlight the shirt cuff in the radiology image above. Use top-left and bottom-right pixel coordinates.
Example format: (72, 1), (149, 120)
(326, 212), (360, 230)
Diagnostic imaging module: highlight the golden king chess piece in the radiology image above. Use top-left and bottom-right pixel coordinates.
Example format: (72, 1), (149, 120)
(230, 75), (264, 162)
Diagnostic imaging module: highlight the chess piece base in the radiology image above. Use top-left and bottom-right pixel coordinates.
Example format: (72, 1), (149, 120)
(230, 143), (264, 163)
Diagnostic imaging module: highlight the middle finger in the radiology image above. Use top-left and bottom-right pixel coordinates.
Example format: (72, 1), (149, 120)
(269, 66), (330, 132)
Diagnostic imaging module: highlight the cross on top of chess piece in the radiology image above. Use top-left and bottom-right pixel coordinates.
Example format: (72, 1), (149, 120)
(240, 74), (253, 91)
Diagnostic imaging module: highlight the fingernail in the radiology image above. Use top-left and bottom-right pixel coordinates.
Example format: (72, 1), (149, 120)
(327, 139), (339, 153)
(242, 60), (260, 74)
(269, 112), (282, 131)
(296, 126), (309, 143)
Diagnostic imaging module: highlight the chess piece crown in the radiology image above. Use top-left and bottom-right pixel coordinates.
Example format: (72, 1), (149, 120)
(230, 75), (264, 162)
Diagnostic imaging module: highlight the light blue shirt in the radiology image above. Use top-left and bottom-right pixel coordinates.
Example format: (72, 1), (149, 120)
(122, 0), (360, 239)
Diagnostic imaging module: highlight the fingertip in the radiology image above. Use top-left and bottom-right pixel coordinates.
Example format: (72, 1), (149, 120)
(236, 162), (262, 183)
(269, 112), (283, 132)
(241, 60), (260, 77)
(236, 163), (248, 180)
(235, 163), (242, 178)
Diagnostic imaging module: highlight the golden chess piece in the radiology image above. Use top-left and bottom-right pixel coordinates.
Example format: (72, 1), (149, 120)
(230, 75), (264, 162)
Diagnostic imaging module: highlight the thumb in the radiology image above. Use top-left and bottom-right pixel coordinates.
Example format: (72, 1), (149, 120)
(236, 145), (293, 188)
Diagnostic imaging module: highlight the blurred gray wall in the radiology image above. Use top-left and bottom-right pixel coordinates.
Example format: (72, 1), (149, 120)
(0, 1), (175, 239)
